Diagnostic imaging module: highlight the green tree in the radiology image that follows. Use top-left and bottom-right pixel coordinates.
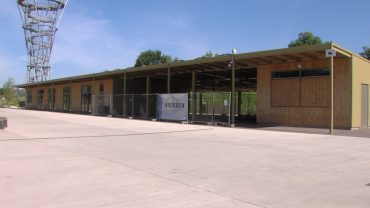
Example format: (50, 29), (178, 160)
(1, 78), (16, 101)
(0, 78), (25, 107)
(202, 51), (219, 58)
(360, 46), (370, 59)
(134, 50), (173, 67)
(288, 32), (326, 48)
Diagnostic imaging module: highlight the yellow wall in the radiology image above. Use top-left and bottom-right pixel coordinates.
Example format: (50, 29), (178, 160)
(257, 58), (351, 129)
(24, 79), (113, 113)
(351, 56), (370, 128)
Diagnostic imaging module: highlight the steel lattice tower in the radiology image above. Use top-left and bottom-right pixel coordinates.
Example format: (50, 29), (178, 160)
(17, 0), (68, 83)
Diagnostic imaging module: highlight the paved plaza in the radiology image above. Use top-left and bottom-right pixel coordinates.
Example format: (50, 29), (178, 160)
(1, 109), (370, 208)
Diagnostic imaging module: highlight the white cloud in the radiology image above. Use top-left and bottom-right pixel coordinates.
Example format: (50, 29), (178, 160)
(51, 12), (140, 75)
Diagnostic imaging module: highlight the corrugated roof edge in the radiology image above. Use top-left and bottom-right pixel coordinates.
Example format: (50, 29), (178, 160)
(17, 42), (365, 88)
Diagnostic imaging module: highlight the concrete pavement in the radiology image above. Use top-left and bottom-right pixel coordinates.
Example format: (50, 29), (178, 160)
(1, 108), (370, 208)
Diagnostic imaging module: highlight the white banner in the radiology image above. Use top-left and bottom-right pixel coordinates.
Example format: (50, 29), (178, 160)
(157, 94), (188, 121)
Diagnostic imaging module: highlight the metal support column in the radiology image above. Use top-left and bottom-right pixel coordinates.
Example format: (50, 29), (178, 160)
(230, 52), (236, 127)
(69, 80), (72, 112)
(167, 66), (171, 94)
(192, 71), (196, 121)
(146, 75), (150, 118)
(123, 73), (126, 116)
(212, 92), (215, 123)
(330, 56), (334, 134)
(91, 77), (95, 115)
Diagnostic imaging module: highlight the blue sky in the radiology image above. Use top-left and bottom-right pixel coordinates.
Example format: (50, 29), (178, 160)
(0, 0), (369, 85)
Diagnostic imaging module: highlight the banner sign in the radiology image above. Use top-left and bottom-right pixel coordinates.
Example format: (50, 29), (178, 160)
(157, 94), (188, 121)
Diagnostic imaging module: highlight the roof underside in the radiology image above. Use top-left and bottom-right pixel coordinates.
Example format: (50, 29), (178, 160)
(18, 43), (356, 88)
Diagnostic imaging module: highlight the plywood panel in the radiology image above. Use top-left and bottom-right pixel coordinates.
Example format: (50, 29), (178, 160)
(270, 107), (303, 126)
(301, 77), (329, 107)
(303, 108), (329, 127)
(271, 79), (300, 107)
(333, 58), (351, 128)
(256, 65), (273, 123)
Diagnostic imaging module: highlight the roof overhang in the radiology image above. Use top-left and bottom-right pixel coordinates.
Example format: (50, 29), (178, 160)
(17, 42), (359, 88)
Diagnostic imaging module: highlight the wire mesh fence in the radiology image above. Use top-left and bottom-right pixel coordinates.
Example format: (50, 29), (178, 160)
(92, 92), (256, 124)
(189, 92), (231, 123)
(92, 95), (112, 116)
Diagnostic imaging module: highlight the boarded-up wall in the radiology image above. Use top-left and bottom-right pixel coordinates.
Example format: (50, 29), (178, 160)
(257, 58), (351, 129)
(301, 77), (329, 107)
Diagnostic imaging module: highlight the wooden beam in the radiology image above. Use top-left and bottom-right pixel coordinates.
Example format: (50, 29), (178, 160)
(235, 61), (254, 68)
(192, 64), (217, 71)
(202, 62), (228, 69)
(280, 54), (302, 62)
(252, 57), (273, 65)
(267, 56), (288, 63)
(260, 56), (282, 64)
(302, 52), (321, 60)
